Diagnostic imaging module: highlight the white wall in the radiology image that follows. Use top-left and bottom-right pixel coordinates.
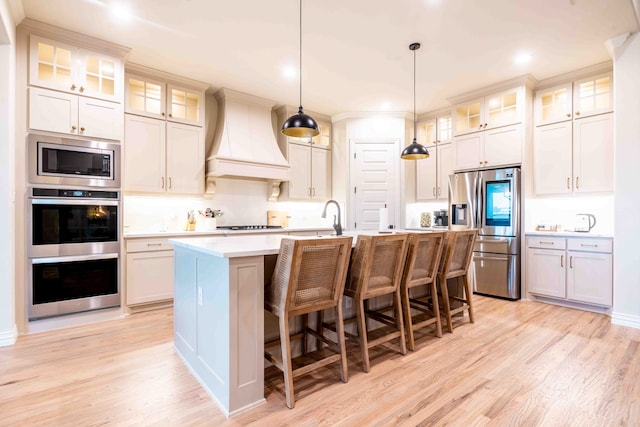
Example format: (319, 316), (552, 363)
(612, 32), (640, 328)
(0, 0), (17, 346)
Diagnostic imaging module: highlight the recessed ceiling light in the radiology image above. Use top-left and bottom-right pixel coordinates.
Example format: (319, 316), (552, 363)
(111, 3), (133, 21)
(282, 66), (297, 79)
(514, 52), (532, 65)
(380, 101), (391, 110)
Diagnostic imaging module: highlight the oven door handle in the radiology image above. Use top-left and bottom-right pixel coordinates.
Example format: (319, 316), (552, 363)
(31, 198), (119, 206)
(31, 253), (119, 264)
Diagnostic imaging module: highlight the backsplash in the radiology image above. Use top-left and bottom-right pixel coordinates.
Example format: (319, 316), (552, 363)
(524, 194), (614, 234)
(124, 178), (335, 233)
(405, 201), (448, 229)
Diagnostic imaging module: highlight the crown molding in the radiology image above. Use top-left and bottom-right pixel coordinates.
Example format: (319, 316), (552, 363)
(447, 74), (537, 105)
(535, 61), (613, 90)
(273, 104), (331, 123)
(331, 111), (413, 123)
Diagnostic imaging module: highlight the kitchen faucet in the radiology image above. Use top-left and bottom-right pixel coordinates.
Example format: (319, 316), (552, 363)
(321, 200), (342, 236)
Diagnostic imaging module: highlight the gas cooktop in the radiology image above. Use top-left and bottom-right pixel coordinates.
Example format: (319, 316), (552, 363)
(216, 225), (283, 230)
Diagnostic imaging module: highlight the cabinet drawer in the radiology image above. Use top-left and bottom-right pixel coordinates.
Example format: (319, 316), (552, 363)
(527, 236), (566, 250)
(126, 238), (174, 253)
(567, 238), (612, 253)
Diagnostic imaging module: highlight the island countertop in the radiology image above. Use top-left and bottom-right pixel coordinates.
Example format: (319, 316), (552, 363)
(170, 234), (291, 258)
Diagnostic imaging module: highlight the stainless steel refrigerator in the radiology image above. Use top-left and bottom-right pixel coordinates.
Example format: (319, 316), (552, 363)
(448, 167), (521, 300)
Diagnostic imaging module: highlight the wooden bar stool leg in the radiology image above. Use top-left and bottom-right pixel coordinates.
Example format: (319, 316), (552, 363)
(402, 284), (415, 351)
(439, 277), (453, 333)
(279, 315), (295, 409)
(316, 310), (325, 352)
(393, 288), (407, 355)
(335, 303), (348, 383)
(301, 313), (308, 355)
(463, 275), (475, 323)
(356, 297), (371, 373)
(430, 281), (443, 338)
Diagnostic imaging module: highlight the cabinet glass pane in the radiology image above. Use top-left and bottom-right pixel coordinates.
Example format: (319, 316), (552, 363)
(594, 77), (611, 111)
(579, 81), (595, 112)
(147, 98), (161, 115)
(541, 88), (569, 121)
(171, 90), (186, 119)
(186, 93), (199, 122)
(56, 48), (71, 68)
(102, 60), (115, 78)
(488, 91), (518, 124)
(56, 67), (71, 85)
(86, 56), (99, 75)
(425, 122), (436, 144)
(130, 94), (144, 111)
(147, 83), (161, 101)
(38, 42), (54, 63)
(129, 79), (145, 98)
(456, 102), (481, 132)
(86, 74), (100, 92)
(38, 63), (54, 82)
(438, 116), (452, 141)
(103, 78), (114, 96)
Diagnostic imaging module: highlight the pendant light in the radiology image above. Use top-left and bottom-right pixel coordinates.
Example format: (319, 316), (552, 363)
(401, 42), (429, 160)
(281, 0), (319, 138)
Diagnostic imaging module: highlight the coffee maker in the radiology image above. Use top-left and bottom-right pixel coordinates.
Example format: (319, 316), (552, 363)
(433, 209), (449, 227)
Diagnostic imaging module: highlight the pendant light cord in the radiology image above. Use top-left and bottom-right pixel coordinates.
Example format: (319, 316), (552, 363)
(413, 46), (417, 143)
(299, 0), (303, 109)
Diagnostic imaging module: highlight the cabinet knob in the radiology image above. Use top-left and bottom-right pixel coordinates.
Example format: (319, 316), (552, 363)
(71, 125), (77, 131)
(80, 127), (85, 132)
(479, 161), (483, 165)
(168, 113), (172, 118)
(484, 123), (488, 128)
(575, 111), (580, 116)
(161, 112), (165, 116)
(79, 86), (85, 93)
(70, 84), (76, 91)
(484, 161), (488, 164)
(566, 113), (571, 117)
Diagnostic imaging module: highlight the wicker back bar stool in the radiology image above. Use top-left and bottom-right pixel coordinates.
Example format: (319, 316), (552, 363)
(343, 233), (409, 372)
(400, 231), (447, 350)
(437, 230), (477, 333)
(264, 236), (353, 409)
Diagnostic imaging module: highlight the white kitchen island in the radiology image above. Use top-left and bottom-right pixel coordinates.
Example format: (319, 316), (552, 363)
(169, 234), (297, 416)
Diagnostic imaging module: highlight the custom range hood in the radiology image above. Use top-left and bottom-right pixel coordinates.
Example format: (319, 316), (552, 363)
(206, 88), (290, 199)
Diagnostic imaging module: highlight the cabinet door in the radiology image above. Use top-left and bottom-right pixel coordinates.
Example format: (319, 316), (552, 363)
(567, 251), (612, 306)
(453, 132), (483, 170)
(533, 122), (573, 195)
(418, 119), (437, 146)
(124, 115), (166, 193)
(484, 88), (521, 129)
(167, 84), (204, 126)
(573, 73), (613, 119)
(415, 146), (437, 200)
(437, 143), (454, 199)
(437, 114), (453, 143)
(535, 82), (573, 125)
(453, 98), (483, 136)
(78, 97), (123, 140)
(573, 113), (613, 193)
(526, 248), (566, 298)
(312, 121), (331, 149)
(78, 50), (122, 102)
(166, 122), (205, 194)
(126, 250), (174, 305)
(29, 35), (79, 94)
(484, 124), (522, 167)
(125, 74), (166, 119)
(311, 147), (331, 200)
(287, 143), (312, 199)
(29, 87), (78, 135)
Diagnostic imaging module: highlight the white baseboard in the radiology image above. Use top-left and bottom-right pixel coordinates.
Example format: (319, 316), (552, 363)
(0, 325), (18, 347)
(611, 311), (640, 329)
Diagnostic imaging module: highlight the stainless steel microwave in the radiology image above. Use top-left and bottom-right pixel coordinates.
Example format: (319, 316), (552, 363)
(28, 134), (121, 188)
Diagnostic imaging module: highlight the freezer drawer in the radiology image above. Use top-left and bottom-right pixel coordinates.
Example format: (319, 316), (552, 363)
(472, 252), (520, 300)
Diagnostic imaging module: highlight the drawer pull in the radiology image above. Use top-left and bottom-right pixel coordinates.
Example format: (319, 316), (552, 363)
(570, 255), (573, 269)
(560, 255), (563, 267)
(580, 243), (598, 247)
(539, 241), (554, 245)
(147, 243), (163, 247)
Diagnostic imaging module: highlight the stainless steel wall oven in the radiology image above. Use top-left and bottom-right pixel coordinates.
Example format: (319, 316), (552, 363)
(27, 186), (121, 320)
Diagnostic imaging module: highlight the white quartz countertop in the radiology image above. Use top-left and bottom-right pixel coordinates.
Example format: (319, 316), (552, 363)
(124, 227), (333, 239)
(525, 230), (613, 238)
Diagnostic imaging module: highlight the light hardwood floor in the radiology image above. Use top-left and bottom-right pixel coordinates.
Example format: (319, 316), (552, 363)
(1, 296), (639, 426)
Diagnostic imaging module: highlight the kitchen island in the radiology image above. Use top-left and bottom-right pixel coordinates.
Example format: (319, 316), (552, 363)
(169, 234), (308, 416)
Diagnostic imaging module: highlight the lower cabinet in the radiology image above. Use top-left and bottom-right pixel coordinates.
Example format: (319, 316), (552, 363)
(125, 237), (174, 305)
(526, 235), (612, 307)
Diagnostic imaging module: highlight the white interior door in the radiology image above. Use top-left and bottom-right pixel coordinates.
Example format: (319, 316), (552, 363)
(350, 139), (399, 231)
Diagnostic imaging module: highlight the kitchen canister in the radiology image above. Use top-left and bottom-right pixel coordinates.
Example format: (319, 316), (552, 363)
(420, 212), (432, 228)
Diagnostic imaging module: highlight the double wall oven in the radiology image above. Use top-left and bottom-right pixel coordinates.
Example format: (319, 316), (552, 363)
(27, 134), (121, 320)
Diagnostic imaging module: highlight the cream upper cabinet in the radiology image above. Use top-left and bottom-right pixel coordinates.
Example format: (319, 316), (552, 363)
(417, 114), (452, 146)
(29, 35), (123, 102)
(534, 112), (613, 195)
(416, 113), (453, 200)
(123, 115), (204, 195)
(125, 73), (204, 126)
(453, 87), (522, 136)
(29, 86), (122, 140)
(534, 72), (612, 126)
(454, 123), (522, 171)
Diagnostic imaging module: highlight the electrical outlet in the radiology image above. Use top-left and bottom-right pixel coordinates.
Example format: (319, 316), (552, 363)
(197, 287), (203, 306)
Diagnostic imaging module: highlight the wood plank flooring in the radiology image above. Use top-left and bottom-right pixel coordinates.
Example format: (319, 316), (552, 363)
(1, 296), (639, 426)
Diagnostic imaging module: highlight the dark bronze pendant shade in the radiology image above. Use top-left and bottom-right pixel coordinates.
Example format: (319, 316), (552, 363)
(281, 0), (319, 138)
(401, 42), (429, 160)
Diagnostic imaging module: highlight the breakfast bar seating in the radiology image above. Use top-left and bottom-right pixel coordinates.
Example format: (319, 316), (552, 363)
(437, 230), (478, 333)
(343, 233), (409, 372)
(263, 236), (353, 409)
(401, 231), (447, 350)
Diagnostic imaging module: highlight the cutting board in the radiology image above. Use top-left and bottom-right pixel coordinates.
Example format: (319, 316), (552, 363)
(267, 210), (289, 227)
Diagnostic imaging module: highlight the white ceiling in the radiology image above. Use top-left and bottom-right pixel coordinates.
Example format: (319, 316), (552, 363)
(18, 0), (640, 116)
